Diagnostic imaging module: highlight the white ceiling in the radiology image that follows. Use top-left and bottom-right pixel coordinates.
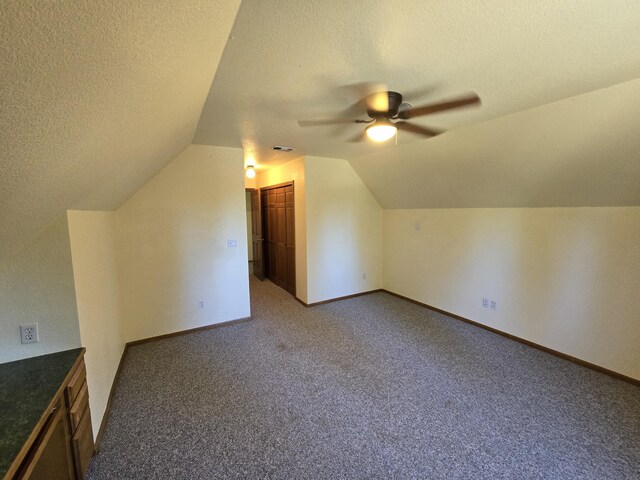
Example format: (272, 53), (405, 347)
(195, 0), (640, 172)
(3, 0), (640, 256)
(0, 0), (240, 256)
(350, 78), (640, 208)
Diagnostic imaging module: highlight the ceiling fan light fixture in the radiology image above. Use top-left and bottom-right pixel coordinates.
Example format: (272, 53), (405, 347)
(366, 122), (397, 142)
(245, 165), (256, 179)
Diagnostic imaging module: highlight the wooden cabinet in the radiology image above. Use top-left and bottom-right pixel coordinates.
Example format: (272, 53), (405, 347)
(71, 410), (93, 479)
(64, 358), (94, 480)
(19, 398), (74, 480)
(68, 383), (89, 433)
(5, 352), (95, 480)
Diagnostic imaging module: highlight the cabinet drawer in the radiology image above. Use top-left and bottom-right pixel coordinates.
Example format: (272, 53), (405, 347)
(65, 362), (86, 408)
(68, 380), (89, 434)
(72, 407), (95, 480)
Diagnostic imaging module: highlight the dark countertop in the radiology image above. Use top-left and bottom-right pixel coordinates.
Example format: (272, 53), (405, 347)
(0, 348), (84, 479)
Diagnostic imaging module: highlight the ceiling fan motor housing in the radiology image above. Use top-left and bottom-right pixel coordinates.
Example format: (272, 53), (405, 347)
(367, 91), (403, 118)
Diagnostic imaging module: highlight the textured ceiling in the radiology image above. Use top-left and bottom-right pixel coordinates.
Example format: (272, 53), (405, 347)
(3, 1), (640, 253)
(195, 0), (640, 172)
(349, 78), (640, 208)
(0, 0), (240, 256)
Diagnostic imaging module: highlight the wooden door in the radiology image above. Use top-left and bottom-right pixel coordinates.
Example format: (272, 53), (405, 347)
(250, 189), (265, 280)
(283, 185), (296, 294)
(261, 183), (295, 295)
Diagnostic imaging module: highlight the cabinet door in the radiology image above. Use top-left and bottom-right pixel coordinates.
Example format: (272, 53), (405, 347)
(72, 407), (95, 480)
(21, 405), (74, 480)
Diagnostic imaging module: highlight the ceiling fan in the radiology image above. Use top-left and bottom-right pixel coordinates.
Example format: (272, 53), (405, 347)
(298, 89), (481, 142)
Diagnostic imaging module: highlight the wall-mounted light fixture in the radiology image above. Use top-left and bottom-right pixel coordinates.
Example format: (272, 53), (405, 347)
(245, 165), (256, 179)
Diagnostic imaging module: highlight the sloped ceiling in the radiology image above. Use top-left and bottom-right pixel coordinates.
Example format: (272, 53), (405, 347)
(349, 78), (640, 208)
(3, 1), (639, 251)
(0, 0), (241, 256)
(195, 0), (640, 176)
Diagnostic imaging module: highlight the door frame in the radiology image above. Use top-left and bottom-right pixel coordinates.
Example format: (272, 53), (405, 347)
(246, 187), (265, 280)
(258, 180), (296, 191)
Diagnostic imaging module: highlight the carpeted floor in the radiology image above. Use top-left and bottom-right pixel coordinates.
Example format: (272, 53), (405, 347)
(87, 277), (640, 479)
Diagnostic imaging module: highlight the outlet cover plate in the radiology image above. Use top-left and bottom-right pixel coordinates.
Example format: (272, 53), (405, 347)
(20, 323), (39, 344)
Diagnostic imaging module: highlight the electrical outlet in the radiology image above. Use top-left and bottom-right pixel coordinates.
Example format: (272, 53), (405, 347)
(20, 323), (39, 344)
(490, 300), (497, 310)
(227, 239), (237, 248)
(482, 297), (489, 308)
(198, 301), (205, 309)
(362, 273), (366, 280)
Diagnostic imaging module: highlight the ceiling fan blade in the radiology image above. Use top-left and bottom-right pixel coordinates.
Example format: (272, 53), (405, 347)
(347, 130), (367, 143)
(341, 82), (389, 101)
(337, 100), (368, 119)
(396, 121), (443, 137)
(399, 93), (481, 119)
(297, 118), (361, 127)
(401, 84), (438, 102)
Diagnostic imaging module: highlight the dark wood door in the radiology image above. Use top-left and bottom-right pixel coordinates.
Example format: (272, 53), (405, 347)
(262, 183), (295, 295)
(250, 189), (265, 280)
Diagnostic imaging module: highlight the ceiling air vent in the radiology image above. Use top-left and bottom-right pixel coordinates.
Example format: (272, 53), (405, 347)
(272, 145), (294, 152)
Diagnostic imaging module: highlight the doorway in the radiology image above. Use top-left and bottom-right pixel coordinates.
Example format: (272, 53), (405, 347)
(245, 190), (254, 274)
(248, 183), (296, 296)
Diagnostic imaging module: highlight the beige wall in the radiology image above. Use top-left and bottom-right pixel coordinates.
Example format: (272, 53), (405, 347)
(116, 144), (251, 342)
(65, 144), (251, 435)
(256, 157), (308, 302)
(305, 156), (383, 303)
(383, 207), (640, 380)
(68, 211), (124, 438)
(244, 175), (257, 190)
(0, 214), (81, 363)
(255, 155), (383, 304)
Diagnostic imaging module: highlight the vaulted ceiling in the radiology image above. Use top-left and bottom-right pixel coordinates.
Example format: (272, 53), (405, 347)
(349, 78), (640, 208)
(3, 1), (640, 256)
(0, 1), (241, 256)
(195, 0), (640, 175)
